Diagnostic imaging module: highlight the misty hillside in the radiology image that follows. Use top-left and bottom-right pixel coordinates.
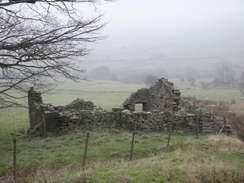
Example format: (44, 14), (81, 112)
(81, 0), (244, 80)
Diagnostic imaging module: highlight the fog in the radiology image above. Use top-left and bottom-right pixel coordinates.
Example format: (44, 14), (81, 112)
(84, 0), (244, 81)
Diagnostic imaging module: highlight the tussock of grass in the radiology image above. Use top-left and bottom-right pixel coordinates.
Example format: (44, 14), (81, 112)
(208, 135), (244, 151)
(85, 150), (244, 183)
(182, 162), (244, 183)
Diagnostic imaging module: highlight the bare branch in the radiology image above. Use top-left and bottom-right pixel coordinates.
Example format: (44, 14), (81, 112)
(0, 0), (113, 107)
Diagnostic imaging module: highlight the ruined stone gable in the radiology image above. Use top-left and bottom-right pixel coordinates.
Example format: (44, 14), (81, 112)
(123, 78), (181, 112)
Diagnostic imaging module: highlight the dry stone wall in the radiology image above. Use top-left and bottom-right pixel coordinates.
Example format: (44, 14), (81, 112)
(37, 107), (231, 135)
(119, 110), (231, 134)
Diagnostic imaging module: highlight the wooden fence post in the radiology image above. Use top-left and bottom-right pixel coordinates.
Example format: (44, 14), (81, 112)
(195, 114), (199, 139)
(129, 124), (136, 161)
(13, 138), (17, 181)
(82, 132), (90, 169)
(166, 122), (172, 151)
(219, 117), (227, 135)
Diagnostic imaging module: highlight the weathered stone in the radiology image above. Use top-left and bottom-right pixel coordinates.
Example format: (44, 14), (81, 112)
(28, 87), (43, 130)
(123, 78), (181, 112)
(43, 111), (59, 135)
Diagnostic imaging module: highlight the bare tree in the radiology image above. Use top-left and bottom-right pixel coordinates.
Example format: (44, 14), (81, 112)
(89, 66), (117, 81)
(200, 81), (210, 90)
(0, 0), (113, 107)
(216, 62), (236, 88)
(144, 74), (159, 87)
(238, 72), (244, 96)
(238, 82), (244, 96)
(187, 77), (196, 89)
(211, 78), (225, 89)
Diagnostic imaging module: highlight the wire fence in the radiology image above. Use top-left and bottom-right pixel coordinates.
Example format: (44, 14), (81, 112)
(0, 138), (13, 156)
(0, 128), (174, 182)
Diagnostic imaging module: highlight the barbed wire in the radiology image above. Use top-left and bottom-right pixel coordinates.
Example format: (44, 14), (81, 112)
(0, 137), (13, 141)
(0, 131), (165, 159)
(0, 136), (88, 156)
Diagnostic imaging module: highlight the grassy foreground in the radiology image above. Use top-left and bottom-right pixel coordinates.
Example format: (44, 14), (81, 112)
(0, 130), (244, 183)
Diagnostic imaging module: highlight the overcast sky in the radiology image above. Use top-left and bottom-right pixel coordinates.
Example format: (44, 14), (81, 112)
(103, 1), (242, 30)
(84, 0), (244, 69)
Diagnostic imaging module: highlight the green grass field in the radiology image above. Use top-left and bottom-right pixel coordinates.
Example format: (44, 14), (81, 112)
(43, 80), (145, 109)
(1, 80), (244, 182)
(1, 130), (243, 183)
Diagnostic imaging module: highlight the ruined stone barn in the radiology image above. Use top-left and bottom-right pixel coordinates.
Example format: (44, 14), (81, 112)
(123, 78), (181, 112)
(28, 78), (232, 136)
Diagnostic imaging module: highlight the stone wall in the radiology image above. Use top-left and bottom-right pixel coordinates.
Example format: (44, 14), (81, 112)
(28, 81), (232, 136)
(28, 87), (44, 134)
(28, 95), (231, 136)
(146, 78), (181, 111)
(123, 88), (148, 111)
(38, 108), (231, 135)
(28, 88), (99, 136)
(123, 78), (181, 112)
(119, 110), (231, 134)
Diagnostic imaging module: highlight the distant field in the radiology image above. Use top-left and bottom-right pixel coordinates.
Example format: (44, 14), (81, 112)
(181, 89), (243, 102)
(43, 80), (145, 109)
(44, 80), (244, 107)
(0, 108), (28, 138)
(172, 79), (244, 101)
